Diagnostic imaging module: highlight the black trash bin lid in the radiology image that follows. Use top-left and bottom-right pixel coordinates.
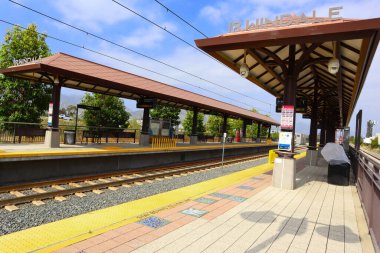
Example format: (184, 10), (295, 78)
(329, 159), (350, 166)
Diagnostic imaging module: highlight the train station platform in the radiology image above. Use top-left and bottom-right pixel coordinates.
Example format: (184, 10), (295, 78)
(0, 142), (277, 185)
(0, 151), (371, 253)
(0, 142), (274, 159)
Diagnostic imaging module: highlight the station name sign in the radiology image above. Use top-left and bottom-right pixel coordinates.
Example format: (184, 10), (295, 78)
(136, 97), (157, 109)
(12, 56), (42, 66)
(77, 104), (101, 111)
(228, 6), (343, 33)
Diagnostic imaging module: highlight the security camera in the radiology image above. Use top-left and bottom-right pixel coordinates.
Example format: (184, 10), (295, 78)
(328, 58), (340, 74)
(240, 63), (249, 78)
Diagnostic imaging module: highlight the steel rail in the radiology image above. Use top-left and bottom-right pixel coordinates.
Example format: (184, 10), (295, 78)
(0, 152), (269, 193)
(0, 154), (267, 208)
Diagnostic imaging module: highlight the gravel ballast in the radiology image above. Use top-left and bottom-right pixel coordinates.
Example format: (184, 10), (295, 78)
(0, 157), (267, 235)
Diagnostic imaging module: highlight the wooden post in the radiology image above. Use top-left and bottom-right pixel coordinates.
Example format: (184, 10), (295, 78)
(141, 107), (150, 134)
(283, 44), (296, 153)
(308, 82), (318, 149)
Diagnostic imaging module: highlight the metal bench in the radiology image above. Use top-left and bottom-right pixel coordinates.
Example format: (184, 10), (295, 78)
(13, 127), (47, 143)
(81, 130), (136, 144)
(81, 130), (102, 144)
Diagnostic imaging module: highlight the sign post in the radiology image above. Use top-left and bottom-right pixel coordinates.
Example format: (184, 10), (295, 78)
(47, 102), (53, 127)
(222, 132), (227, 167)
(278, 105), (295, 152)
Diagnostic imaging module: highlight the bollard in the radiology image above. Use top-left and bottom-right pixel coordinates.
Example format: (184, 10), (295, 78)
(268, 150), (278, 164)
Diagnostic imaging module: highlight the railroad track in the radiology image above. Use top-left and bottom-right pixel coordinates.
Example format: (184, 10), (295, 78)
(360, 148), (380, 162)
(0, 148), (306, 211)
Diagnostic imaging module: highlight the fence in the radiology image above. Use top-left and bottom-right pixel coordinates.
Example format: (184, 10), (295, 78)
(151, 136), (177, 149)
(350, 146), (380, 251)
(0, 121), (139, 144)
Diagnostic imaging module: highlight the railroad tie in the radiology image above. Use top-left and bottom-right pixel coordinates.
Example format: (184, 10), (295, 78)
(4, 205), (19, 212)
(51, 185), (65, 190)
(32, 200), (45, 206)
(108, 186), (118, 191)
(32, 188), (46, 194)
(54, 196), (66, 202)
(92, 189), (103, 194)
(75, 192), (86, 198)
(84, 181), (96, 185)
(10, 191), (25, 197)
(69, 182), (82, 188)
(98, 178), (111, 183)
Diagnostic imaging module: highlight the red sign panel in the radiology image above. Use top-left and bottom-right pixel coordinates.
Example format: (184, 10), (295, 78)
(280, 105), (294, 130)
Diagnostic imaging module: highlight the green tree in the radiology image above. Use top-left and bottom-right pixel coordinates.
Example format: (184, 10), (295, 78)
(150, 105), (181, 126)
(228, 118), (243, 136)
(128, 118), (142, 130)
(183, 111), (205, 135)
(59, 107), (67, 115)
(271, 131), (279, 140)
(245, 108), (271, 138)
(81, 93), (130, 129)
(247, 123), (269, 138)
(0, 24), (52, 125)
(206, 115), (226, 136)
(66, 105), (77, 118)
(371, 137), (379, 149)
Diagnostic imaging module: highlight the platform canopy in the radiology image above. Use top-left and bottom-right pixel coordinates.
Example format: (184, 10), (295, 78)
(195, 17), (380, 127)
(0, 53), (278, 126)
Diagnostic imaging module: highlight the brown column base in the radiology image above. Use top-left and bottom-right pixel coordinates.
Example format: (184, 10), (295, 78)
(139, 133), (150, 146)
(190, 135), (198, 145)
(272, 157), (296, 190)
(306, 149), (318, 166)
(44, 129), (60, 148)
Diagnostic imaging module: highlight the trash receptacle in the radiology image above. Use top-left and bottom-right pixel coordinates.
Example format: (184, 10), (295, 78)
(64, 130), (76, 145)
(327, 159), (350, 186)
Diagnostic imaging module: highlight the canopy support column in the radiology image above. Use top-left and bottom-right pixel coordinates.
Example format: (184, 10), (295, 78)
(242, 120), (247, 142)
(307, 82), (319, 165)
(140, 107), (150, 146)
(190, 107), (198, 145)
(273, 44), (297, 190)
(45, 82), (61, 148)
(256, 122), (262, 143)
(222, 114), (227, 135)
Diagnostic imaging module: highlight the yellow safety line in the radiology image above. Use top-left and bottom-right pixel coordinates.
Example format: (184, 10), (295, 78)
(0, 152), (305, 253)
(0, 143), (272, 159)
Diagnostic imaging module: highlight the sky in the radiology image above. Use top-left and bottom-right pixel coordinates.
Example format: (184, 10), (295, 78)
(0, 0), (379, 135)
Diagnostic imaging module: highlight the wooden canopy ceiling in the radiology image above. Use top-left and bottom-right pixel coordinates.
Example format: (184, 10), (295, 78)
(195, 18), (380, 127)
(0, 53), (278, 125)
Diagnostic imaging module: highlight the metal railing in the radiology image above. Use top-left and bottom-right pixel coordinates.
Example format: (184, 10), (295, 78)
(0, 121), (139, 144)
(350, 146), (380, 252)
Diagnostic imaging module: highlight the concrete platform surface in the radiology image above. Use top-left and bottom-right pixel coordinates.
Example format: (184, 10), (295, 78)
(53, 156), (366, 253)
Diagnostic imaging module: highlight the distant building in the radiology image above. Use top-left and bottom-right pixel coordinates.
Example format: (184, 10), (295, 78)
(295, 133), (308, 145)
(363, 133), (380, 145)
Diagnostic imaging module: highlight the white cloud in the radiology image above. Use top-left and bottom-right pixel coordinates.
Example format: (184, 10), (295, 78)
(199, 3), (229, 25)
(52, 0), (138, 32)
(78, 42), (275, 115)
(121, 22), (176, 48)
